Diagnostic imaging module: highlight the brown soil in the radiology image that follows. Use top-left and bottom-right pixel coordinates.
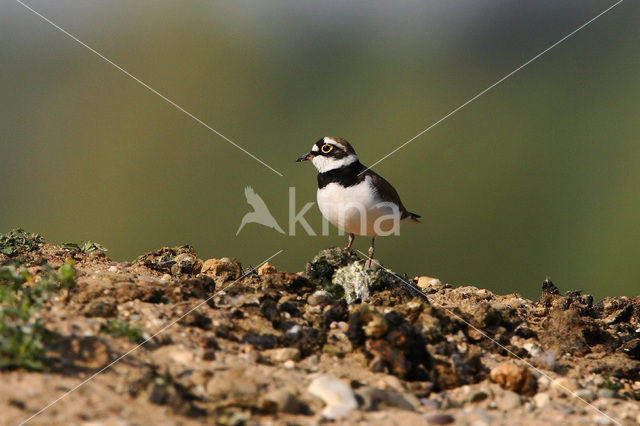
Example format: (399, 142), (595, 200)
(1, 243), (639, 425)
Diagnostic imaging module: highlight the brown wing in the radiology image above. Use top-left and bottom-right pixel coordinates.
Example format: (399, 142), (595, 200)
(363, 169), (417, 219)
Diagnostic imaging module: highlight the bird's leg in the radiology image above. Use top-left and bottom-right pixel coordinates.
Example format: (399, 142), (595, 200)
(367, 237), (375, 268)
(346, 233), (355, 249)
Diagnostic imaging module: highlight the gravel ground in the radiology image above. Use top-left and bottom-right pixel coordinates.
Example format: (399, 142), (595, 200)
(0, 238), (639, 425)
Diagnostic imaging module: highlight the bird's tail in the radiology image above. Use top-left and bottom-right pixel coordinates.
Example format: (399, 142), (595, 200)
(403, 212), (421, 223)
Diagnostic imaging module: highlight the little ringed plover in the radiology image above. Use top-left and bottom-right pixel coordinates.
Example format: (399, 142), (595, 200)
(297, 137), (420, 267)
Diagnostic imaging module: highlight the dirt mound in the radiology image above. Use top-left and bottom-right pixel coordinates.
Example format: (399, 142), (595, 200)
(1, 232), (639, 425)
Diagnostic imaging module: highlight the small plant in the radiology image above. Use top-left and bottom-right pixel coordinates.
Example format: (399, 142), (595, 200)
(0, 229), (43, 256)
(603, 376), (623, 393)
(101, 320), (144, 343)
(62, 241), (108, 255)
(0, 261), (76, 370)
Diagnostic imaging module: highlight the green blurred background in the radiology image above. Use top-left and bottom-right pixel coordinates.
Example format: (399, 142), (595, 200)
(1, 1), (639, 300)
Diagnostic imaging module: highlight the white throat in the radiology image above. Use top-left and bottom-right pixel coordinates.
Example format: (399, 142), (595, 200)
(311, 154), (358, 173)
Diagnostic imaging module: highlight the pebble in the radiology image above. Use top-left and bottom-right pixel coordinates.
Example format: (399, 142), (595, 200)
(421, 398), (440, 409)
(550, 377), (580, 396)
(265, 347), (301, 363)
(522, 342), (543, 358)
(356, 386), (415, 411)
(307, 290), (333, 306)
(108, 265), (118, 273)
(417, 276), (443, 291)
(257, 262), (277, 275)
(574, 389), (596, 402)
(533, 392), (551, 408)
(470, 390), (488, 403)
(376, 375), (405, 393)
(169, 349), (194, 365)
(594, 415), (616, 425)
(489, 363), (537, 396)
(537, 375), (551, 391)
(496, 390), (522, 410)
(425, 413), (455, 425)
(82, 298), (117, 318)
(160, 273), (172, 283)
(597, 388), (618, 399)
(308, 375), (358, 420)
(260, 389), (303, 414)
(283, 360), (295, 369)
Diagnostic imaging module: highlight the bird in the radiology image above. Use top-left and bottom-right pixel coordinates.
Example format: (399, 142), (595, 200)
(296, 137), (419, 267)
(236, 186), (285, 235)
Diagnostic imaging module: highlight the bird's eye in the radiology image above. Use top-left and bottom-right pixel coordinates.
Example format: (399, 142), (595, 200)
(321, 144), (333, 153)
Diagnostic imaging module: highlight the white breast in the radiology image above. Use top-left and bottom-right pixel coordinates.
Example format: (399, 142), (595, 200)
(317, 176), (401, 236)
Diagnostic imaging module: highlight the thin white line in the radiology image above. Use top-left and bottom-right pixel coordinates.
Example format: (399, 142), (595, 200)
(13, 0), (284, 177)
(18, 249), (284, 426)
(355, 250), (622, 426)
(362, 0), (624, 174)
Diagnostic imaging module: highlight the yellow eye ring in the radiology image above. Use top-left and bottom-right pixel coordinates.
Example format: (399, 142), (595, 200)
(321, 144), (333, 153)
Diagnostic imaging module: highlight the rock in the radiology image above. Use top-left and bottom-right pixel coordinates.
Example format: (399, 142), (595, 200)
(541, 278), (560, 296)
(533, 392), (551, 408)
(416, 276), (442, 291)
(171, 253), (202, 275)
(425, 413), (455, 424)
(593, 415), (616, 425)
(304, 247), (360, 298)
(308, 290), (333, 306)
(65, 336), (110, 369)
(356, 386), (415, 411)
(260, 389), (305, 414)
(178, 310), (211, 329)
(620, 338), (640, 360)
(574, 389), (596, 402)
(206, 370), (258, 399)
(540, 308), (590, 356)
(308, 375), (358, 420)
(82, 297), (117, 318)
(364, 311), (388, 338)
(550, 377), (580, 396)
(534, 350), (557, 371)
(332, 261), (373, 303)
(135, 245), (198, 273)
(264, 347), (301, 363)
(514, 323), (537, 338)
(597, 388), (618, 399)
(522, 342), (543, 358)
(604, 305), (633, 325)
(242, 333), (280, 349)
(469, 390), (488, 403)
(489, 363), (538, 396)
(160, 273), (172, 283)
(322, 329), (353, 356)
(495, 390), (522, 410)
(169, 348), (194, 365)
(201, 258), (242, 281)
(258, 262), (277, 275)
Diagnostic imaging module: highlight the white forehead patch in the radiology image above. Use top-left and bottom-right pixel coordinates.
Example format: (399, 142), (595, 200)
(323, 137), (342, 149)
(312, 144), (319, 152)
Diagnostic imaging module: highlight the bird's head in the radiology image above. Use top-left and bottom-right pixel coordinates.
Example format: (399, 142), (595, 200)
(296, 137), (359, 173)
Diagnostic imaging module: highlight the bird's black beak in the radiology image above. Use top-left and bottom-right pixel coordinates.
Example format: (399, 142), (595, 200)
(296, 152), (314, 162)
